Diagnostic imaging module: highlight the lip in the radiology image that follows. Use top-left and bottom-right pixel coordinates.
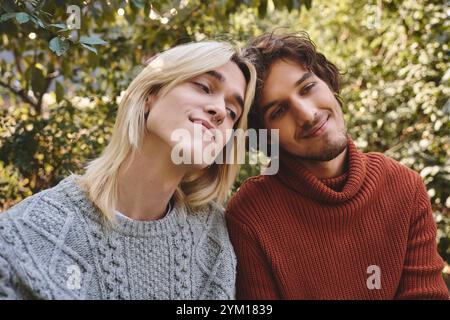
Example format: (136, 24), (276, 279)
(190, 117), (216, 140)
(301, 115), (329, 139)
(190, 117), (214, 130)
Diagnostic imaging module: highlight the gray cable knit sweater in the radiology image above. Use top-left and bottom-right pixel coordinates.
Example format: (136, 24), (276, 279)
(0, 176), (237, 300)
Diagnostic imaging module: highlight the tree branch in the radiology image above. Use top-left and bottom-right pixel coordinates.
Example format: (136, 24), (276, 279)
(0, 80), (38, 108)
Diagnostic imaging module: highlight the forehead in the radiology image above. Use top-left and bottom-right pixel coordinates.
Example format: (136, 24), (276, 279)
(260, 59), (310, 103)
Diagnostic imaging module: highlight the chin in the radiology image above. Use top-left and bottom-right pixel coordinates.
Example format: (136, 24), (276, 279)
(285, 131), (348, 162)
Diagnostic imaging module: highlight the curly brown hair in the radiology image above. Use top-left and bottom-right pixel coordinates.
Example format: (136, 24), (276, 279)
(242, 31), (343, 131)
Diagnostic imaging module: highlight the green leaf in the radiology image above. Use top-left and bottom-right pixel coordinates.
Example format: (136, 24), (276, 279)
(287, 0), (294, 11)
(304, 0), (313, 10)
(30, 15), (45, 28)
(55, 81), (64, 103)
(2, 0), (16, 13)
(49, 23), (67, 29)
(15, 13), (30, 24)
(0, 12), (17, 22)
(49, 37), (70, 56)
(79, 35), (108, 46)
(61, 58), (70, 77)
(81, 43), (98, 54)
(131, 0), (145, 9)
(25, 0), (41, 10)
(292, 0), (301, 10)
(29, 66), (46, 96)
(258, 0), (268, 18)
(49, 23), (70, 33)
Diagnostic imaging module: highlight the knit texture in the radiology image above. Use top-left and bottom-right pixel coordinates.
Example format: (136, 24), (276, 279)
(0, 176), (236, 300)
(226, 137), (449, 300)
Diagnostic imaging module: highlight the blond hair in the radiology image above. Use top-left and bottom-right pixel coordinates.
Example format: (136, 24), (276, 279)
(77, 41), (256, 221)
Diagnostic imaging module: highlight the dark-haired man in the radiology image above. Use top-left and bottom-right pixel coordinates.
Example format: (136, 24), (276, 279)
(226, 33), (449, 299)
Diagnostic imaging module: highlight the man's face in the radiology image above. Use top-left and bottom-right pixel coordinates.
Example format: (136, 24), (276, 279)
(146, 60), (246, 167)
(259, 59), (347, 161)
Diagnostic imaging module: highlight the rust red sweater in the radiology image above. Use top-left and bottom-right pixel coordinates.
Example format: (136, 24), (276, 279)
(226, 138), (449, 299)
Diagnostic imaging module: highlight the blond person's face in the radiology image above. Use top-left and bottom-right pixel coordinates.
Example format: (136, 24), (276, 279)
(259, 59), (347, 161)
(145, 60), (246, 167)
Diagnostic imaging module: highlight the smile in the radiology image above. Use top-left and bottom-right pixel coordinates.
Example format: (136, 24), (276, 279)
(190, 118), (215, 140)
(301, 115), (329, 139)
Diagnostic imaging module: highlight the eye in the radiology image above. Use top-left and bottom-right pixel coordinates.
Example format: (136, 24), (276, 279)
(300, 82), (316, 95)
(226, 107), (237, 120)
(193, 82), (211, 94)
(270, 104), (287, 120)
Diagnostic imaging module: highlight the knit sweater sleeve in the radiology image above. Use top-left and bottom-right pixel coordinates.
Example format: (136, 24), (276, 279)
(0, 200), (33, 300)
(395, 177), (449, 299)
(226, 182), (281, 300)
(226, 215), (280, 300)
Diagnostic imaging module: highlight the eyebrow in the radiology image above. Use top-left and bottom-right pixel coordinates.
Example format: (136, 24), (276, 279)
(204, 70), (244, 111)
(260, 72), (314, 112)
(205, 70), (225, 82)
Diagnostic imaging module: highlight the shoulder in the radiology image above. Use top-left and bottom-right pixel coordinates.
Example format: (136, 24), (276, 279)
(364, 151), (422, 187)
(0, 186), (64, 244)
(363, 151), (428, 224)
(225, 174), (277, 225)
(238, 174), (277, 194)
(229, 174), (276, 205)
(0, 175), (85, 236)
(0, 175), (94, 267)
(0, 176), (97, 299)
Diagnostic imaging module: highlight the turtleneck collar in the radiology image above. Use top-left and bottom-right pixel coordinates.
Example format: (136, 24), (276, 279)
(275, 136), (367, 204)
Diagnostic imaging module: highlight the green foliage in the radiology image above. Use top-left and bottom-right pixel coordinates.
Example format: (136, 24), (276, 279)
(0, 0), (312, 196)
(0, 0), (448, 275)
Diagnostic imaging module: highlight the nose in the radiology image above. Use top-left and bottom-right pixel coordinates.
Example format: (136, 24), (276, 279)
(204, 99), (227, 125)
(290, 97), (317, 127)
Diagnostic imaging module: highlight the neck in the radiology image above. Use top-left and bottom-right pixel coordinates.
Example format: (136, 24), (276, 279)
(299, 147), (348, 179)
(117, 136), (187, 221)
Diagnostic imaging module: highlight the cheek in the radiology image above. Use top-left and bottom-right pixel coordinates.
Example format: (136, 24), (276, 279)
(280, 129), (296, 147)
(267, 119), (297, 145)
(146, 108), (187, 145)
(328, 100), (344, 126)
(148, 94), (191, 125)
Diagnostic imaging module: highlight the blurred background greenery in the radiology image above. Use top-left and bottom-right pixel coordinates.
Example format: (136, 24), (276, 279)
(0, 0), (449, 288)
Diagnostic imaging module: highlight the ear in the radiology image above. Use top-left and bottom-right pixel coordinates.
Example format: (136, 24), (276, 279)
(144, 94), (156, 118)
